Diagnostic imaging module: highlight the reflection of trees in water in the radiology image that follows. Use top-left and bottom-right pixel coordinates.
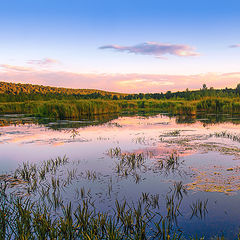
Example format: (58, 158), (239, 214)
(175, 113), (240, 125)
(0, 113), (120, 130)
(2, 112), (240, 132)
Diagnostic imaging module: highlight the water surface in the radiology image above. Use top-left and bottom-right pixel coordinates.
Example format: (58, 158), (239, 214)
(1, 113), (240, 238)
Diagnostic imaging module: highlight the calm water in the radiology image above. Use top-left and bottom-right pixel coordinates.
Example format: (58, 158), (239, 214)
(1, 113), (240, 238)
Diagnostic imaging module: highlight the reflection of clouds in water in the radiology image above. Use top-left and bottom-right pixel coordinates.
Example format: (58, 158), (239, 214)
(0, 126), (90, 146)
(19, 137), (90, 146)
(52, 142), (65, 146)
(131, 145), (195, 160)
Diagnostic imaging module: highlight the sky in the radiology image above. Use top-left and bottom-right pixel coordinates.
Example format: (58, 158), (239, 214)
(0, 0), (240, 93)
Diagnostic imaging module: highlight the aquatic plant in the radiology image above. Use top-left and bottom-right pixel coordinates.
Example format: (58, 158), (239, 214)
(211, 131), (240, 143)
(190, 199), (208, 219)
(1, 151), (239, 239)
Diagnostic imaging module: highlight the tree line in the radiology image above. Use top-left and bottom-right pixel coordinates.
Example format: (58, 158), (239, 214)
(0, 81), (240, 102)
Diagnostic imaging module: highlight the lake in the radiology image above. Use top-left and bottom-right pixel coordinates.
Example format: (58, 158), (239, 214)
(1, 113), (240, 239)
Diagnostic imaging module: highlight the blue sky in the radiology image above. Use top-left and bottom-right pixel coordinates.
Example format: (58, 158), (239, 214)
(0, 0), (240, 92)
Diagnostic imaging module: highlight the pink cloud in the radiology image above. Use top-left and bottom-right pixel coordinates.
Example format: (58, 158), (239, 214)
(27, 58), (60, 66)
(0, 66), (240, 93)
(229, 44), (240, 48)
(99, 42), (200, 58)
(0, 64), (33, 72)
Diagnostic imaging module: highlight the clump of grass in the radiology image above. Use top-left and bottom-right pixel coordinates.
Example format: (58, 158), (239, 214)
(211, 131), (240, 143)
(14, 162), (37, 182)
(141, 193), (160, 209)
(166, 152), (179, 167)
(108, 147), (146, 180)
(108, 147), (122, 157)
(156, 151), (182, 176)
(168, 130), (181, 136)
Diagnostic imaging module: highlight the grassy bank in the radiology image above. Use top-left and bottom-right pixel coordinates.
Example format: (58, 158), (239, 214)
(0, 100), (121, 119)
(1, 97), (240, 119)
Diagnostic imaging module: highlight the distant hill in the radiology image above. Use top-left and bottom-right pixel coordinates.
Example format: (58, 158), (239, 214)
(0, 81), (240, 102)
(0, 81), (125, 97)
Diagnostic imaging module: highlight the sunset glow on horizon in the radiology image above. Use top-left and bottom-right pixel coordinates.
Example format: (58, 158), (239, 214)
(1, 0), (240, 93)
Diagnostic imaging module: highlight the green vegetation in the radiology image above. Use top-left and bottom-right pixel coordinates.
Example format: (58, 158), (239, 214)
(0, 154), (238, 239)
(1, 98), (240, 119)
(0, 100), (121, 118)
(0, 81), (126, 101)
(1, 82), (240, 101)
(0, 155), (184, 239)
(1, 82), (240, 118)
(0, 191), (183, 239)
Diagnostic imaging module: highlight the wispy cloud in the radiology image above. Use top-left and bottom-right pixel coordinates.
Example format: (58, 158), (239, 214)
(27, 58), (60, 66)
(0, 64), (33, 72)
(229, 44), (240, 48)
(99, 42), (200, 58)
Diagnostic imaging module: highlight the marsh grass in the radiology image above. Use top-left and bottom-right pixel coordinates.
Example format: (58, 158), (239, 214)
(111, 150), (146, 178)
(0, 182), (185, 239)
(167, 130), (181, 137)
(211, 131), (240, 143)
(2, 97), (239, 120)
(0, 151), (189, 239)
(0, 152), (239, 239)
(190, 200), (208, 220)
(108, 147), (184, 180)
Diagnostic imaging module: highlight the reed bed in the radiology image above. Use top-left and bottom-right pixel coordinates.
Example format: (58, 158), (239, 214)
(2, 97), (240, 120)
(0, 180), (187, 240)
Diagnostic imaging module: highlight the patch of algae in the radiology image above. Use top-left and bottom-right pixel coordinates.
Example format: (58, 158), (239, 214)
(159, 131), (240, 194)
(162, 132), (240, 158)
(186, 167), (240, 195)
